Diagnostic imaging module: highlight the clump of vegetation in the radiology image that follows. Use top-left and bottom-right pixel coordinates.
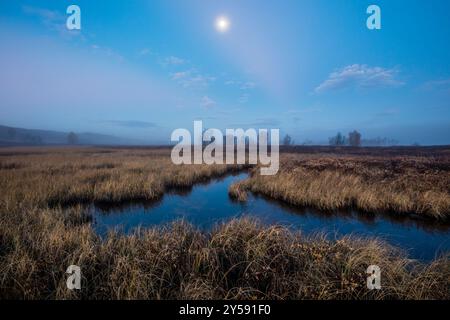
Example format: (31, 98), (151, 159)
(228, 181), (248, 202)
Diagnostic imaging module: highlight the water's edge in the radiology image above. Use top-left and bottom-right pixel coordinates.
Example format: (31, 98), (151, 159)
(92, 172), (450, 261)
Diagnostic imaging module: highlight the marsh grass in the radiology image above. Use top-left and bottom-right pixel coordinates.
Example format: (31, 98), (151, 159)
(1, 209), (448, 299)
(0, 146), (449, 299)
(0, 147), (247, 208)
(228, 181), (248, 202)
(232, 152), (450, 220)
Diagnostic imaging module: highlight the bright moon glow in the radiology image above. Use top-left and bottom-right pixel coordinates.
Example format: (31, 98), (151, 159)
(215, 16), (230, 33)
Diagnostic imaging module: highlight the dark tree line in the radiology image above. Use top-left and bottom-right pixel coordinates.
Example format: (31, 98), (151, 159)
(281, 131), (397, 147)
(329, 130), (361, 147)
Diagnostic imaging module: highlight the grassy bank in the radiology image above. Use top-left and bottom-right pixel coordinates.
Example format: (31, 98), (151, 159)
(0, 147), (449, 299)
(0, 147), (246, 208)
(231, 151), (450, 220)
(1, 209), (449, 299)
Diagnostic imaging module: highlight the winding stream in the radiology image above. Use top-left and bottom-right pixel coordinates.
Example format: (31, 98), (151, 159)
(92, 173), (450, 261)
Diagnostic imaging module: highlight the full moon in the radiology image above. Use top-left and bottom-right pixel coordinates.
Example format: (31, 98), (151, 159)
(215, 16), (230, 33)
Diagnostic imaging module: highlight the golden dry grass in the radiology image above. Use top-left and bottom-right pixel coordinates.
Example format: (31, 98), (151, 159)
(0, 146), (449, 299)
(0, 147), (245, 208)
(234, 151), (450, 219)
(1, 209), (448, 299)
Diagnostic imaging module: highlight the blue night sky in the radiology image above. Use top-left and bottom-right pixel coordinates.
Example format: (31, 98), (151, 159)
(0, 0), (449, 145)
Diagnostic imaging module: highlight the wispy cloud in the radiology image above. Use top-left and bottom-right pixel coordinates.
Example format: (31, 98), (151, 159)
(238, 94), (250, 104)
(138, 48), (152, 56)
(91, 44), (124, 62)
(422, 79), (450, 93)
(225, 80), (257, 90)
(162, 56), (185, 66)
(22, 5), (81, 38)
(171, 69), (215, 88)
(201, 96), (216, 109)
(171, 71), (190, 80)
(0, 30), (184, 115)
(104, 120), (158, 128)
(240, 81), (256, 90)
(315, 64), (404, 93)
(22, 5), (64, 24)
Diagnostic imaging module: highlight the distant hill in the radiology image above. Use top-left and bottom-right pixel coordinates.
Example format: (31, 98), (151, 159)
(0, 125), (143, 146)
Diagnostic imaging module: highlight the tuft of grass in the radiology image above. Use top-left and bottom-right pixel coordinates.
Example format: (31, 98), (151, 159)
(228, 181), (248, 202)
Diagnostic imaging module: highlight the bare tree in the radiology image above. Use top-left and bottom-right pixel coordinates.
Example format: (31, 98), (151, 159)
(67, 132), (78, 145)
(329, 132), (346, 146)
(283, 134), (293, 146)
(348, 130), (361, 147)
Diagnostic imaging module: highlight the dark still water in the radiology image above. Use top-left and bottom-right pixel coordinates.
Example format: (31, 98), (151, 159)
(92, 173), (450, 261)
